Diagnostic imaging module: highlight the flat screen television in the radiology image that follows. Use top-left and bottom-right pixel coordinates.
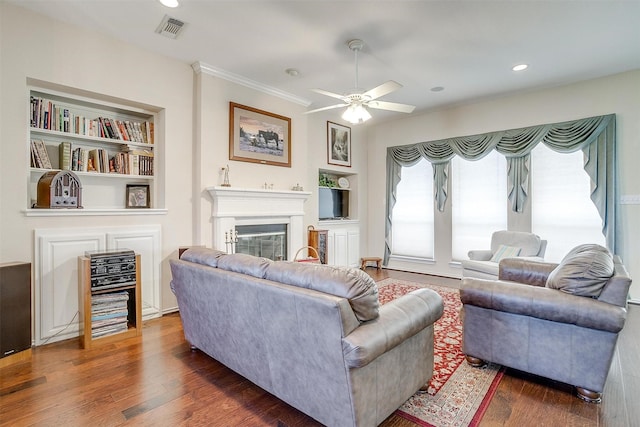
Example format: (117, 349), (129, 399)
(319, 187), (349, 220)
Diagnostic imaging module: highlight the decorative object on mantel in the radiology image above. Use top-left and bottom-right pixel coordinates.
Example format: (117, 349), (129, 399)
(327, 121), (352, 167)
(262, 182), (274, 190)
(34, 170), (83, 209)
(224, 229), (238, 253)
(291, 183), (304, 191)
(229, 102), (291, 167)
(221, 164), (231, 187)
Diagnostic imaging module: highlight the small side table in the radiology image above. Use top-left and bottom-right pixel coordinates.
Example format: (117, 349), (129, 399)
(360, 257), (382, 270)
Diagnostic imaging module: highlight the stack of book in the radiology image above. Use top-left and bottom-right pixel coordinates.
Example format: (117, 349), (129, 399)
(30, 139), (52, 169)
(91, 291), (130, 338)
(57, 141), (153, 175)
(30, 96), (154, 144)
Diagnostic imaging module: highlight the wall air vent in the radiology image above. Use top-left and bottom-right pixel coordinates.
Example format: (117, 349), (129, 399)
(155, 15), (185, 39)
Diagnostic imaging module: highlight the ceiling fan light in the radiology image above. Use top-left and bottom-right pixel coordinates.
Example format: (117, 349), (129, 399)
(159, 0), (179, 7)
(342, 104), (371, 124)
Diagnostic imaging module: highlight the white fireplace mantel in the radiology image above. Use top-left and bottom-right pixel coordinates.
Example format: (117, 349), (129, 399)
(206, 186), (311, 259)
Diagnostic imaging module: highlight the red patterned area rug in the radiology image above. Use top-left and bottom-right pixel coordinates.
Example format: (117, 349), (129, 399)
(377, 278), (504, 427)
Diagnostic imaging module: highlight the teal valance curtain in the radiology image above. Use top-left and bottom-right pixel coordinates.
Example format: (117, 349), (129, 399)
(384, 114), (617, 264)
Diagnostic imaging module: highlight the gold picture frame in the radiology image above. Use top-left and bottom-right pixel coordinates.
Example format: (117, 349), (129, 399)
(327, 121), (351, 167)
(229, 102), (291, 167)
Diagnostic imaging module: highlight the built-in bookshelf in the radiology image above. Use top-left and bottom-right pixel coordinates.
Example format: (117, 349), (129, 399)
(318, 169), (358, 220)
(26, 82), (164, 214)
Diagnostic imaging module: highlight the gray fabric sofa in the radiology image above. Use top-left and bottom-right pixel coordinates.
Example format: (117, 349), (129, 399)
(460, 244), (632, 402)
(461, 230), (547, 279)
(170, 247), (444, 427)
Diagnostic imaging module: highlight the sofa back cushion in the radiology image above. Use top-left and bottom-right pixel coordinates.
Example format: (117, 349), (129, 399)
(491, 230), (541, 257)
(180, 247), (226, 267)
(264, 262), (379, 322)
(546, 244), (614, 297)
(217, 253), (272, 279)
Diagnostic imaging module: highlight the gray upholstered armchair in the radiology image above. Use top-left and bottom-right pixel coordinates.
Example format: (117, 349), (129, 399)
(461, 230), (547, 279)
(460, 244), (632, 403)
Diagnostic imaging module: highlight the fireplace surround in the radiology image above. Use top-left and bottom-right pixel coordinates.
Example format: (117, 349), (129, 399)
(206, 187), (311, 260)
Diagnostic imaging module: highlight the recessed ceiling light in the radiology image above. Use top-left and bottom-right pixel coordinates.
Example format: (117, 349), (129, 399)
(159, 0), (179, 8)
(285, 68), (299, 77)
(430, 86), (445, 92)
(512, 64), (528, 72)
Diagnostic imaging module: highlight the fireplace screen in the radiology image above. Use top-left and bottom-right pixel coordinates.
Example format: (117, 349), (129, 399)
(235, 224), (287, 261)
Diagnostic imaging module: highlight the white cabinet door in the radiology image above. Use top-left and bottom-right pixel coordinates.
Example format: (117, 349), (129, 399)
(35, 231), (105, 345)
(35, 225), (161, 345)
(320, 222), (360, 267)
(107, 226), (162, 320)
(347, 230), (360, 267)
(333, 229), (348, 266)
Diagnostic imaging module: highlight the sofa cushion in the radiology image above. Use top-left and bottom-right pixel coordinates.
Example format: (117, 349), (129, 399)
(265, 262), (379, 322)
(180, 247), (226, 268)
(491, 231), (541, 257)
(216, 253), (272, 279)
(546, 244), (614, 297)
(490, 245), (521, 263)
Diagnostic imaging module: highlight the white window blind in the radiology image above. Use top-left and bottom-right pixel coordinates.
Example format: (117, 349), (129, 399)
(391, 158), (434, 259)
(531, 144), (605, 262)
(451, 152), (507, 261)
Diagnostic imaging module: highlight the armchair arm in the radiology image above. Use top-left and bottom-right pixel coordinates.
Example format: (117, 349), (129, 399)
(468, 249), (493, 261)
(460, 278), (626, 333)
(342, 288), (444, 368)
(499, 258), (558, 287)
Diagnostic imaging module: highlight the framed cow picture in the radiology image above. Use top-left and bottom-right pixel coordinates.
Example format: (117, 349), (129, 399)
(229, 102), (291, 167)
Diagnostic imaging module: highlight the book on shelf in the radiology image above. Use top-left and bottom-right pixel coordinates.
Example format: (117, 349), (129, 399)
(88, 148), (109, 173)
(30, 139), (52, 169)
(30, 96), (154, 144)
(71, 147), (89, 172)
(58, 141), (71, 170)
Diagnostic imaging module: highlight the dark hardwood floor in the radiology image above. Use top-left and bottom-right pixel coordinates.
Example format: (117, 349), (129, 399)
(0, 269), (637, 426)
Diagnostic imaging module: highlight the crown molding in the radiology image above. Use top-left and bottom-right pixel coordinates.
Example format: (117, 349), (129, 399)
(192, 61), (312, 107)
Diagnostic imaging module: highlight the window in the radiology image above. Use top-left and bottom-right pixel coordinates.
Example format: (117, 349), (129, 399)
(391, 158), (434, 259)
(451, 152), (507, 261)
(531, 144), (605, 262)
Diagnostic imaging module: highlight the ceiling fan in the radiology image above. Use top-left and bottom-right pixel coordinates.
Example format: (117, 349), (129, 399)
(305, 39), (416, 124)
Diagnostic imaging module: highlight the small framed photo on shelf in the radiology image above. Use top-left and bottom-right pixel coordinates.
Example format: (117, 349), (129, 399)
(229, 102), (291, 167)
(327, 121), (351, 167)
(126, 184), (150, 208)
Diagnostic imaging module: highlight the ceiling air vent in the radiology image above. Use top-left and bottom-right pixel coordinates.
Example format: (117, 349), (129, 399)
(155, 15), (185, 39)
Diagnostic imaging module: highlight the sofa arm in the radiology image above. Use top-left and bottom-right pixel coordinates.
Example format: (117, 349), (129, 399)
(460, 278), (626, 333)
(499, 258), (558, 287)
(468, 250), (493, 261)
(342, 288), (444, 368)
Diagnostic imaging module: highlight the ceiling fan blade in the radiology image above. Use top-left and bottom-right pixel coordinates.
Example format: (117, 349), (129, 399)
(367, 100), (416, 113)
(363, 80), (402, 101)
(304, 104), (348, 114)
(311, 88), (346, 100)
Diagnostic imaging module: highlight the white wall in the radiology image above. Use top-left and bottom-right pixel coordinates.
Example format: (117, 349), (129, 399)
(193, 70), (369, 255)
(0, 3), (193, 311)
(366, 70), (640, 301)
(0, 3), (370, 318)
